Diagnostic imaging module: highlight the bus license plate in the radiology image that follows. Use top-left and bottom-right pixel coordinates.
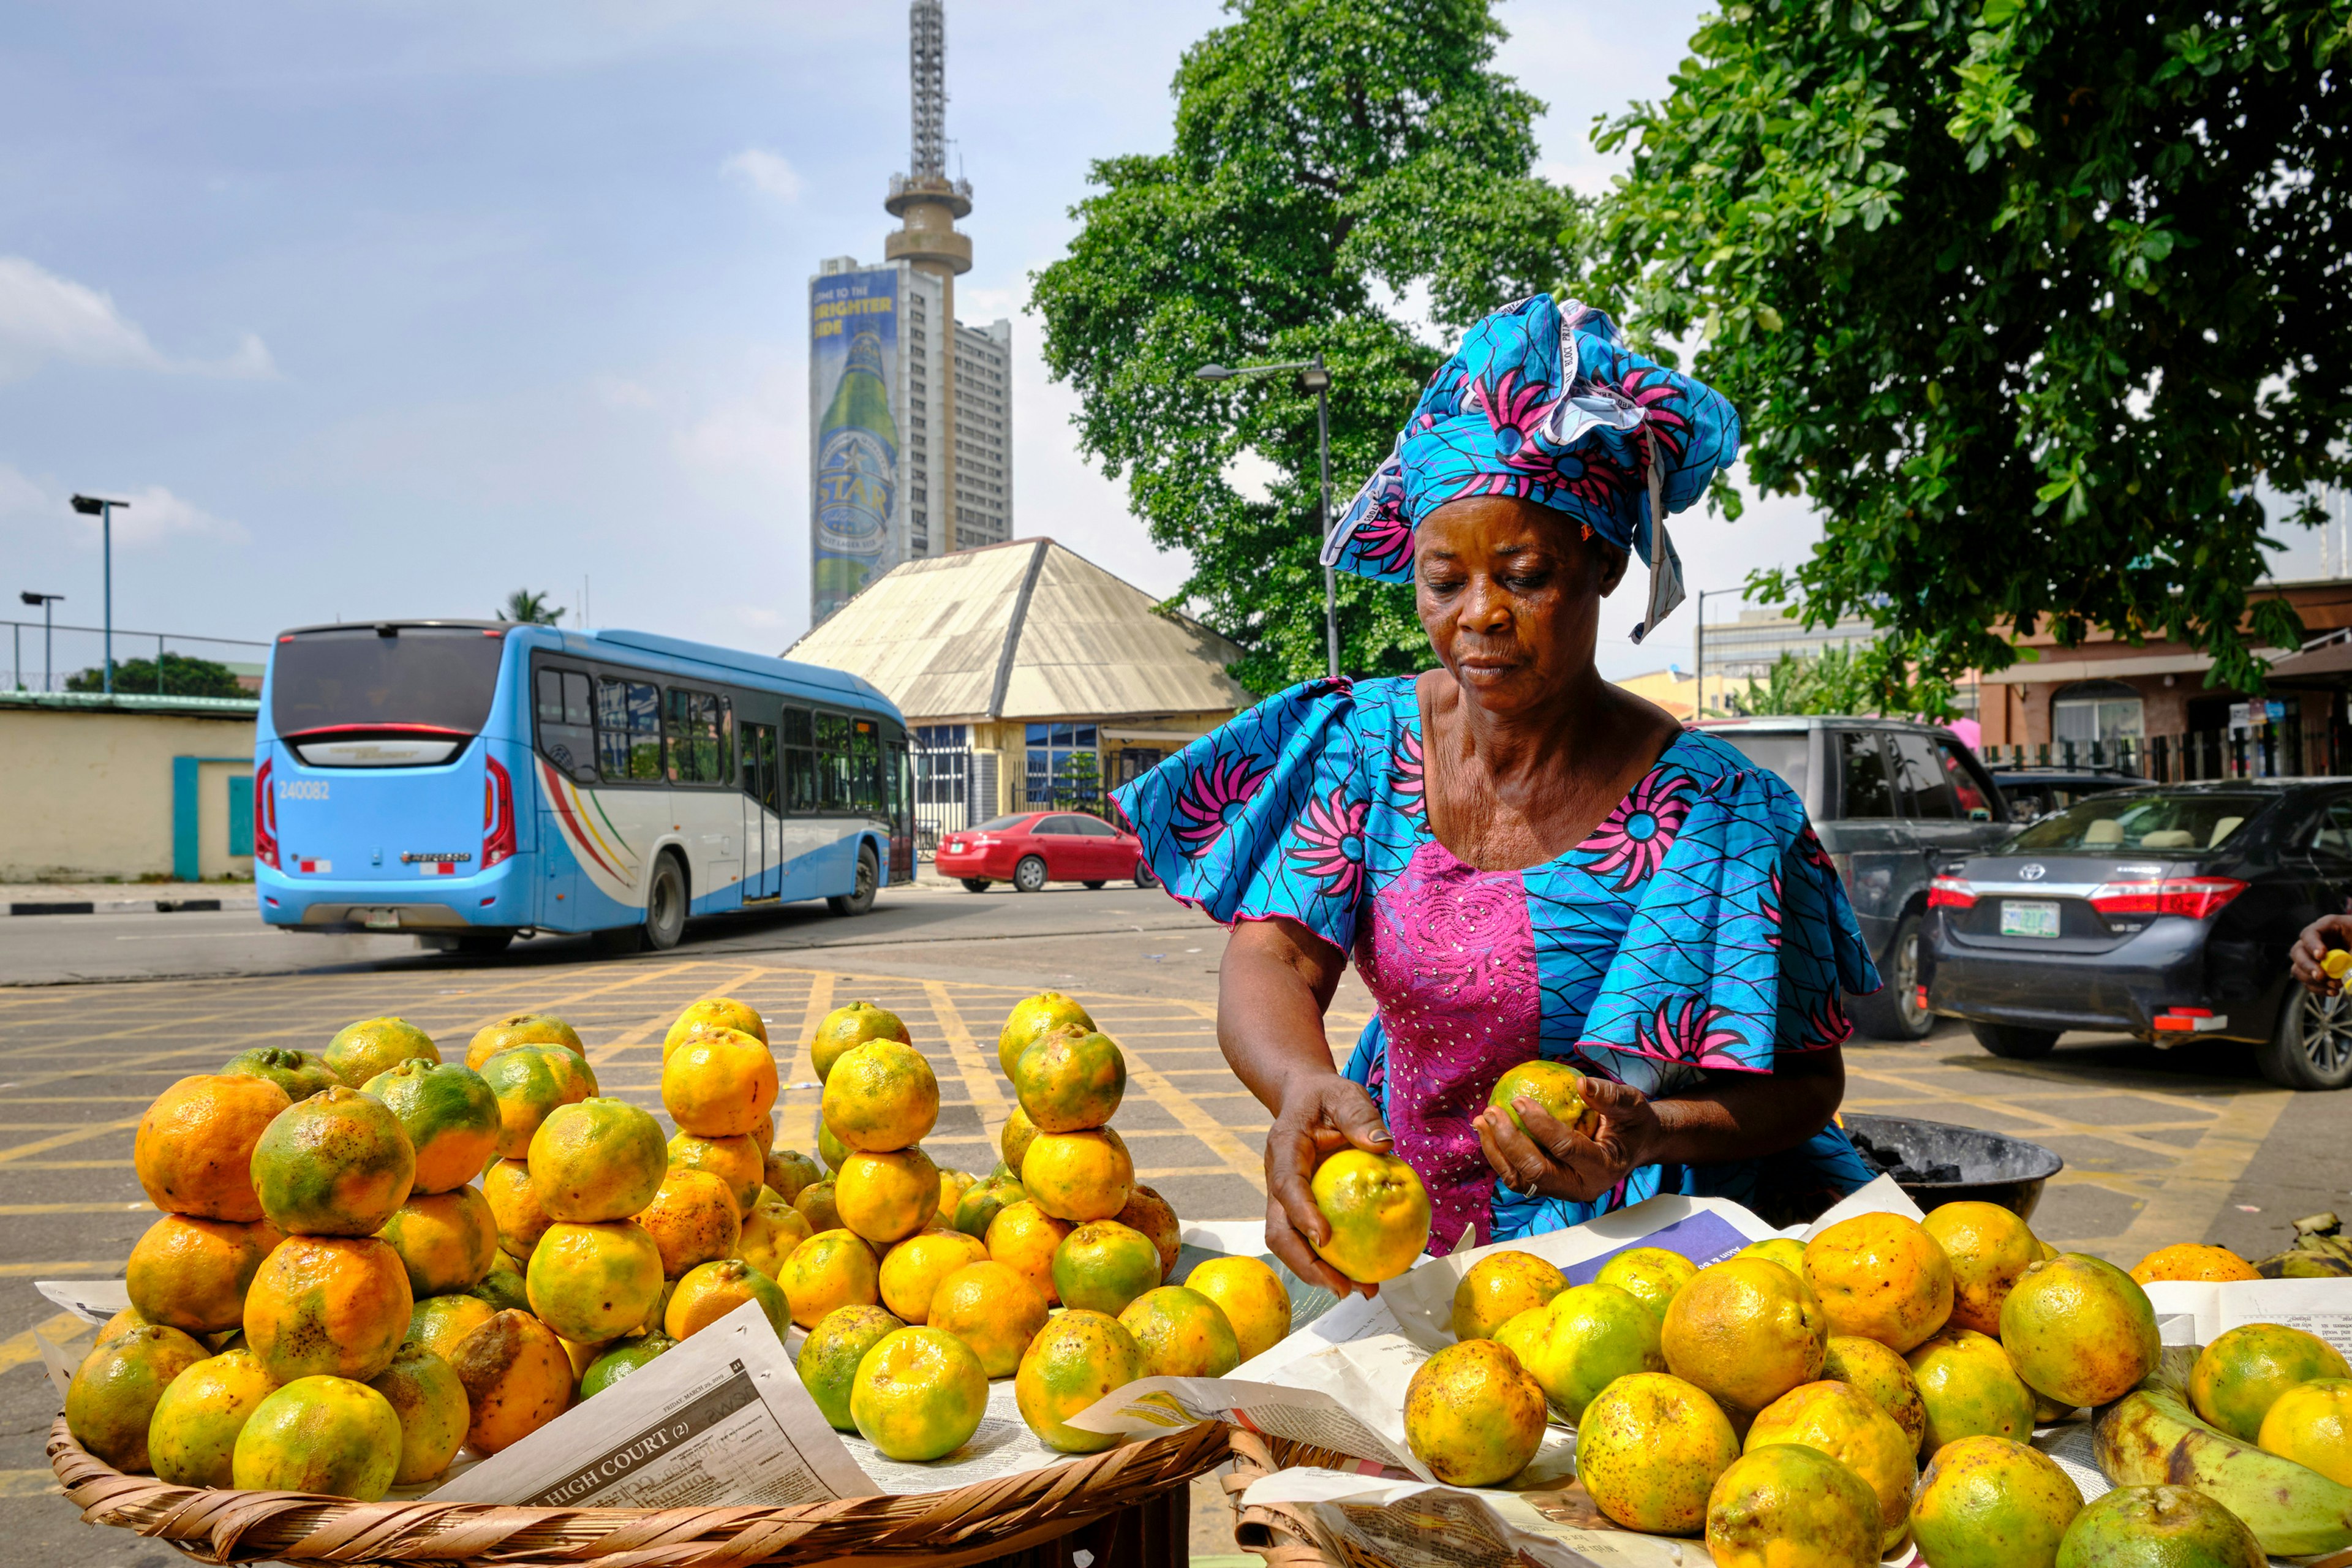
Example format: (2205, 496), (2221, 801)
(360, 909), (402, 931)
(2000, 900), (2061, 938)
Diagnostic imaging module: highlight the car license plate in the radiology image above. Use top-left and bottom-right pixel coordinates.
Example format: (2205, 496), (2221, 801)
(2000, 900), (2062, 938)
(360, 908), (402, 931)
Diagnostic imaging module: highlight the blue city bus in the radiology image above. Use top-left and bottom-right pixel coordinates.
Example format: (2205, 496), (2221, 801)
(254, 620), (912, 954)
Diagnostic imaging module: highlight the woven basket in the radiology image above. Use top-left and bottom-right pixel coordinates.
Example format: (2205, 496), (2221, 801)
(1221, 1428), (1367, 1568)
(48, 1414), (1229, 1568)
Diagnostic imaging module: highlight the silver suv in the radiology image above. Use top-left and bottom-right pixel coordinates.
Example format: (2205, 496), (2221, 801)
(1696, 717), (2013, 1039)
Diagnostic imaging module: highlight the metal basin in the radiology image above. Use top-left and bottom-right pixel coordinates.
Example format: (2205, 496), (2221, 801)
(1842, 1114), (2065, 1221)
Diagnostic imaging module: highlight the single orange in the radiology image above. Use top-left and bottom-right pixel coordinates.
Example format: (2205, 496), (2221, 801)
(251, 1084), (417, 1237)
(243, 1234), (415, 1383)
(986, 1199), (1073, 1305)
(361, 1060), (502, 1195)
(636, 1168), (744, 1278)
(664, 997), (768, 1060)
(665, 1257), (791, 1340)
(777, 1228), (883, 1329)
(528, 1096), (666, 1221)
(377, 1185), (500, 1296)
(1022, 1128), (1134, 1223)
(483, 1156), (552, 1261)
(447, 1308), (572, 1452)
(810, 1000), (911, 1080)
(464, 1012), (582, 1070)
(1802, 1212), (1954, 1352)
(821, 1039), (939, 1152)
(663, 1026), (780, 1138)
(835, 1147), (943, 1245)
(929, 1259), (1050, 1376)
(124, 1213), (284, 1335)
(323, 1016), (439, 1087)
(135, 1073), (292, 1222)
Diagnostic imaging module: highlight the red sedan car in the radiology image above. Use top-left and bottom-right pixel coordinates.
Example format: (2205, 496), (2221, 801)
(935, 811), (1158, 893)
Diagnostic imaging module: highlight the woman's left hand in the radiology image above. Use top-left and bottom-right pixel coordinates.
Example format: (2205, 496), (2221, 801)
(1474, 1077), (1660, 1203)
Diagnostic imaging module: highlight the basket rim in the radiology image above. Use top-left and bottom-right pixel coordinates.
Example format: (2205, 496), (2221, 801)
(49, 1412), (1231, 1567)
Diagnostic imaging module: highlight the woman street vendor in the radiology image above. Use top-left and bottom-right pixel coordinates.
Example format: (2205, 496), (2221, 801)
(1111, 295), (1883, 1298)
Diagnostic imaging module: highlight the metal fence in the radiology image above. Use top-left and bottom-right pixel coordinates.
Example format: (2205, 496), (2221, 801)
(909, 734), (977, 857)
(4, 617), (270, 695)
(1984, 720), (2350, 782)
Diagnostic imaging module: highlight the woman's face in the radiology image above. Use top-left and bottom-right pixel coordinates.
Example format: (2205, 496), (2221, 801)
(1415, 495), (1626, 714)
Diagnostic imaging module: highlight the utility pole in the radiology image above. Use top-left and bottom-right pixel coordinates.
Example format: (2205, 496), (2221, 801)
(19, 592), (62, 692)
(70, 495), (129, 695)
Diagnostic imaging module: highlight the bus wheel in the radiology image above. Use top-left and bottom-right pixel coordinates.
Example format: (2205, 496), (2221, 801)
(451, 931), (514, 957)
(829, 845), (878, 917)
(643, 851), (688, 949)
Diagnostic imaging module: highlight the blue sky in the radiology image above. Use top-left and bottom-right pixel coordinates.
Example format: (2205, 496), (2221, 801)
(6, 2), (2332, 688)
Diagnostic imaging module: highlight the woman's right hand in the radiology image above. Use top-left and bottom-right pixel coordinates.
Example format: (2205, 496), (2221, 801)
(2291, 913), (2352, 995)
(1264, 1072), (1394, 1299)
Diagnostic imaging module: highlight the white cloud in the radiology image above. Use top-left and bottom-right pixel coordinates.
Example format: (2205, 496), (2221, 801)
(722, 147), (804, 202)
(0, 256), (277, 383)
(591, 373), (657, 409)
(0, 461), (45, 518)
(62, 483), (250, 549)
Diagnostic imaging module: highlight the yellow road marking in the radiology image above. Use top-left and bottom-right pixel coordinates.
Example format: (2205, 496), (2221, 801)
(778, 973), (832, 1150)
(0, 1161), (134, 1171)
(922, 982), (1013, 1155)
(0, 1120), (141, 1164)
(0, 1311), (90, 1376)
(0, 1469), (60, 1497)
(0, 1261), (122, 1278)
(1121, 1044), (1267, 1194)
(2100, 1086), (2296, 1257)
(0, 1202), (151, 1216)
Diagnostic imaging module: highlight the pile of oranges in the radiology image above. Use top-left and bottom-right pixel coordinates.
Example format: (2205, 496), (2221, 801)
(66, 987), (1309, 1499)
(782, 989), (1295, 1462)
(1406, 1196), (2186, 1568)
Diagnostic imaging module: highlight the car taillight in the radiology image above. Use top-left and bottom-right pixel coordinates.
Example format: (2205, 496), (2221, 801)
(2087, 876), (2248, 921)
(253, 758), (278, 869)
(483, 755), (517, 870)
(1928, 876), (1976, 910)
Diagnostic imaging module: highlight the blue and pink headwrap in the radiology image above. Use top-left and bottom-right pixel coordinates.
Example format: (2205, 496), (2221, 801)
(1320, 294), (1740, 643)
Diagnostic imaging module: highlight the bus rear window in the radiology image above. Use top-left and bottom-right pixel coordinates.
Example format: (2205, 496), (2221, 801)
(270, 627), (506, 737)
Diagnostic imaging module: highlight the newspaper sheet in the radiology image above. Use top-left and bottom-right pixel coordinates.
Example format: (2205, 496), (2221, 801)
(2142, 1280), (2352, 1355)
(427, 1301), (876, 1507)
(1242, 1413), (2108, 1568)
(1076, 1185), (1920, 1485)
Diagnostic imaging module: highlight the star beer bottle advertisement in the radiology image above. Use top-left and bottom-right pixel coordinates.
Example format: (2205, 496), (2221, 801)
(810, 268), (900, 621)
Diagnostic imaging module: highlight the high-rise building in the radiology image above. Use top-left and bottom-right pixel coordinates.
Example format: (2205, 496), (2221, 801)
(808, 0), (1013, 624)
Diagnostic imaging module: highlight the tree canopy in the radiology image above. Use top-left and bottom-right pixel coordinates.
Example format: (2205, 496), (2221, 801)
(67, 652), (247, 699)
(499, 589), (564, 626)
(1032, 0), (1581, 692)
(1594, 0), (2352, 700)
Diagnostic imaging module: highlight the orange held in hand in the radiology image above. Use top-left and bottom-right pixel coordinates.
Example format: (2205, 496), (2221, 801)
(1307, 1148), (1430, 1284)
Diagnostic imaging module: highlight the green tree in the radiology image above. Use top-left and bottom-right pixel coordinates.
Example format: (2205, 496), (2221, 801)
(1033, 0), (1581, 692)
(1594, 0), (2351, 703)
(1733, 647), (1889, 717)
(67, 652), (247, 699)
(499, 589), (564, 625)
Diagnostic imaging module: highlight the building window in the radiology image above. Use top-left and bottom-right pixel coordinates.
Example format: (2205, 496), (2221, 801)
(2052, 680), (2144, 746)
(1025, 722), (1099, 806)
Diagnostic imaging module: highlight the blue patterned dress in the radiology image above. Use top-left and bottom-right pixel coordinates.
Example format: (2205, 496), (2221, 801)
(1112, 675), (1882, 1253)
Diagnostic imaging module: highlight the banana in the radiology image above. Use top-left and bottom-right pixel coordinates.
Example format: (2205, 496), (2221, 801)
(2258, 1251), (2352, 1278)
(2095, 1349), (2352, 1555)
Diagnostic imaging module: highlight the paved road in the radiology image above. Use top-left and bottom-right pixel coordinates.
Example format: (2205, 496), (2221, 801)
(1, 884), (2345, 1562)
(0, 878), (1215, 987)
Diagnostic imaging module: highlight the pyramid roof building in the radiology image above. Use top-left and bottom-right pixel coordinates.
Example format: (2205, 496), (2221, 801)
(786, 537), (1254, 725)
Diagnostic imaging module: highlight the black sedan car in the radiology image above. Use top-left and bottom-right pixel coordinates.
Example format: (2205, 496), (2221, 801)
(1922, 778), (2352, 1090)
(1991, 765), (2139, 823)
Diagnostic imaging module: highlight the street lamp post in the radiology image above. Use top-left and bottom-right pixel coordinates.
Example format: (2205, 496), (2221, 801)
(19, 592), (63, 693)
(69, 495), (129, 695)
(1193, 356), (1340, 680)
(1692, 587), (1736, 719)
